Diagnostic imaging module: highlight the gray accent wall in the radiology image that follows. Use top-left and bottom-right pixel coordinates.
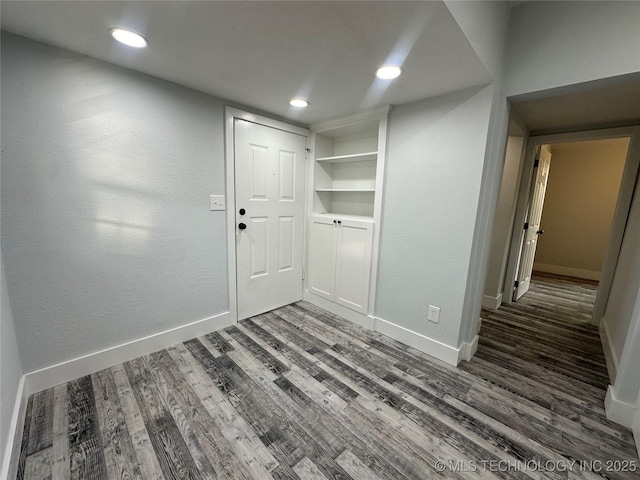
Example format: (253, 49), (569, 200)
(1, 33), (229, 372)
(375, 84), (494, 347)
(1, 254), (23, 475)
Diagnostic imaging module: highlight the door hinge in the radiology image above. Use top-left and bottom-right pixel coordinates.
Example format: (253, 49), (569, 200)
(534, 158), (540, 168)
(523, 222), (529, 230)
(302, 268), (305, 281)
(514, 280), (519, 288)
(305, 148), (311, 160)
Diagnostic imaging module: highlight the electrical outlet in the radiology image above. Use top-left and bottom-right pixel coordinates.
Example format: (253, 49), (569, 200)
(427, 305), (440, 323)
(209, 195), (225, 211)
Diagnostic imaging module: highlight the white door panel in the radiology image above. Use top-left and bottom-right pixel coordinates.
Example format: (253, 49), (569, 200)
(515, 147), (551, 300)
(235, 120), (306, 319)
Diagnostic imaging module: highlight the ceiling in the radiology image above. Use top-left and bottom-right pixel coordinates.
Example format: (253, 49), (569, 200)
(510, 74), (640, 135)
(0, 1), (493, 125)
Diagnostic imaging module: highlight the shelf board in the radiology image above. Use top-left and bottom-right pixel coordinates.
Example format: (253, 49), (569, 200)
(315, 188), (375, 192)
(316, 151), (377, 163)
(313, 213), (375, 223)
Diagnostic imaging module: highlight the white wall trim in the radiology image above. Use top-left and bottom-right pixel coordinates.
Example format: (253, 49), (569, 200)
(306, 290), (466, 366)
(605, 385), (638, 428)
(25, 311), (234, 394)
(633, 404), (640, 458)
(1, 376), (28, 480)
(303, 291), (375, 331)
(600, 319), (619, 384)
(374, 316), (461, 366)
(533, 263), (600, 281)
(459, 335), (480, 362)
(482, 293), (503, 310)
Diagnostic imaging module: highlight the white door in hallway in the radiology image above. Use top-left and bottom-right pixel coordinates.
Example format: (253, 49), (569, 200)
(514, 147), (552, 300)
(234, 119), (307, 319)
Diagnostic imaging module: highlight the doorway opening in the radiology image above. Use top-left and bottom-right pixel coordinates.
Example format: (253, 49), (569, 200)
(482, 125), (640, 388)
(513, 138), (629, 317)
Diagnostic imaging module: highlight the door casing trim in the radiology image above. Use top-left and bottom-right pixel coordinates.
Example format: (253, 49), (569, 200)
(224, 107), (309, 322)
(504, 126), (640, 327)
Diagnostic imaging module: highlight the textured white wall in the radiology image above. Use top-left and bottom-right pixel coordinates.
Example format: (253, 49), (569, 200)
(1, 33), (229, 372)
(505, 1), (640, 98)
(375, 84), (494, 347)
(484, 135), (525, 301)
(604, 186), (640, 369)
(444, 0), (511, 79)
(0, 255), (23, 477)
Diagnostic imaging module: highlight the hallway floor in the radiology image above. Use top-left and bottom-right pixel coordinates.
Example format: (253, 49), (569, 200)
(17, 277), (638, 479)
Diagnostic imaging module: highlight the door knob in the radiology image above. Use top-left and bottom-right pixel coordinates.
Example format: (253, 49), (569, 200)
(238, 223), (247, 230)
(239, 208), (246, 215)
(537, 229), (544, 235)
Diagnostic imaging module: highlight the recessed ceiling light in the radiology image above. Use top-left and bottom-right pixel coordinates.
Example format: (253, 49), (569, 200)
(110, 28), (148, 48)
(289, 99), (309, 108)
(375, 65), (403, 80)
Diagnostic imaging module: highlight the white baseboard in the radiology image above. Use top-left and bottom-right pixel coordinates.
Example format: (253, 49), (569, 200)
(605, 385), (638, 428)
(25, 311), (235, 394)
(459, 335), (479, 362)
(303, 291), (375, 330)
(482, 293), (502, 310)
(533, 263), (600, 281)
(599, 320), (618, 383)
(1, 376), (28, 480)
(373, 316), (461, 366)
(304, 291), (466, 367)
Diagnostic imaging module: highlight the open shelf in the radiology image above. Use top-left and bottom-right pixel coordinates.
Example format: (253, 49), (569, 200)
(315, 188), (375, 192)
(316, 151), (377, 164)
(312, 213), (374, 223)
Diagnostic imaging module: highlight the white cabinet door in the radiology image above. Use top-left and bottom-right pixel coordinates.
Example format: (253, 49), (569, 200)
(307, 215), (373, 314)
(334, 219), (373, 314)
(307, 216), (337, 300)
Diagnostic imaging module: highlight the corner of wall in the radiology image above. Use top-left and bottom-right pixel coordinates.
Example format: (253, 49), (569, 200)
(633, 401), (640, 458)
(0, 377), (28, 480)
(482, 293), (503, 310)
(599, 319), (618, 383)
(605, 385), (638, 429)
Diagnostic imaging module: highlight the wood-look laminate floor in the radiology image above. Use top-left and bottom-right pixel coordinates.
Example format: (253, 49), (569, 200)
(17, 274), (639, 480)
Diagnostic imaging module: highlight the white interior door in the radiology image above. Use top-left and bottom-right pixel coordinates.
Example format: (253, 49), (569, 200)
(514, 146), (552, 300)
(234, 119), (307, 319)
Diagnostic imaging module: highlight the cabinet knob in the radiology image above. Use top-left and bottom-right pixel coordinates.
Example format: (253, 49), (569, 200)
(239, 208), (246, 215)
(537, 229), (544, 235)
(238, 223), (247, 230)
(333, 220), (337, 224)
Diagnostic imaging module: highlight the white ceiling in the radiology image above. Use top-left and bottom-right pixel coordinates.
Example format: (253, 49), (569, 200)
(511, 74), (640, 135)
(1, 1), (493, 125)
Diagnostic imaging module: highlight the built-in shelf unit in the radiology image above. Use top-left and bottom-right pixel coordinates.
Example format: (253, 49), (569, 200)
(305, 107), (389, 319)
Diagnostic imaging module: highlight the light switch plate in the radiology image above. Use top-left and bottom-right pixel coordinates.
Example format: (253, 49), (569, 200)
(427, 305), (440, 323)
(209, 195), (226, 211)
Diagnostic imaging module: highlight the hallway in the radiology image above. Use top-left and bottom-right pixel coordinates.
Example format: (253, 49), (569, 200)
(462, 273), (636, 468)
